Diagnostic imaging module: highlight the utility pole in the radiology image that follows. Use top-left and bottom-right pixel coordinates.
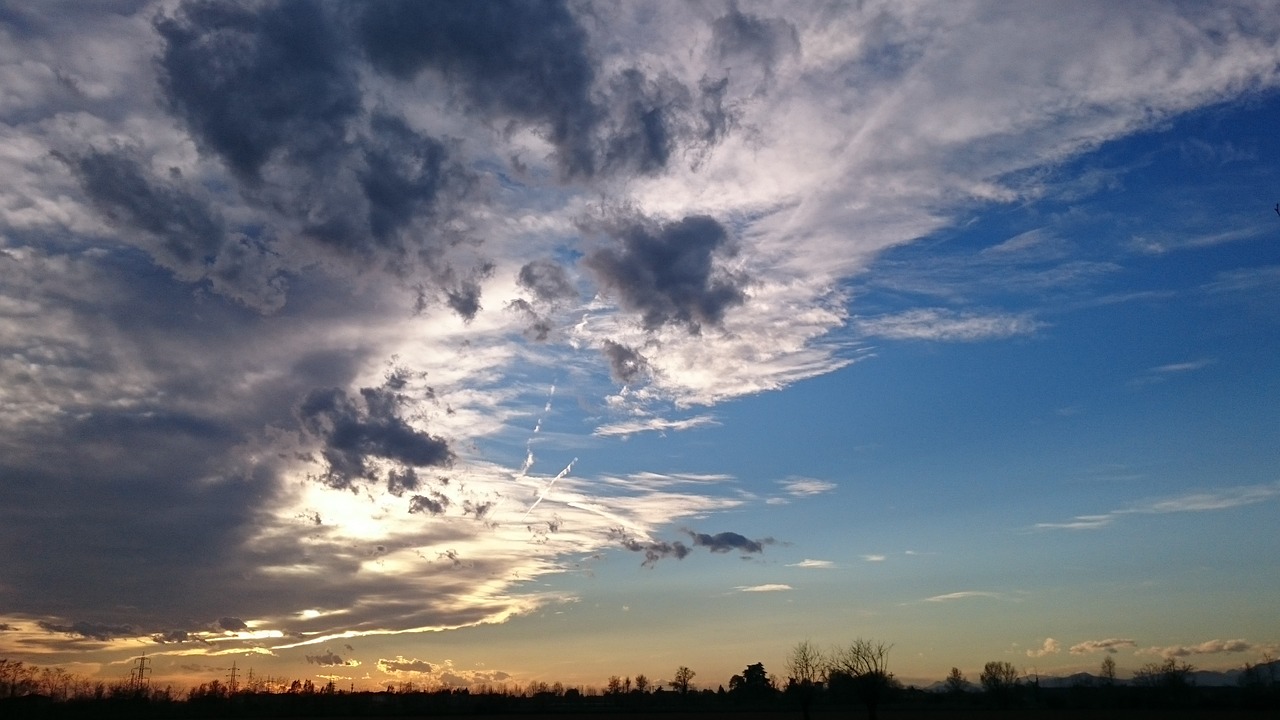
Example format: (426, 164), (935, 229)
(226, 660), (239, 693)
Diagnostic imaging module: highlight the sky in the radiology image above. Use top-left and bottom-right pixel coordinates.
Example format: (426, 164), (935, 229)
(1, 0), (1279, 693)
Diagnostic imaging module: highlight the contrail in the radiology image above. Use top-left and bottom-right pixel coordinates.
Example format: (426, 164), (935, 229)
(523, 457), (576, 520)
(516, 383), (556, 479)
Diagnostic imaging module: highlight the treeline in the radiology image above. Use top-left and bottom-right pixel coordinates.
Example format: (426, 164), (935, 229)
(2, 646), (1278, 718)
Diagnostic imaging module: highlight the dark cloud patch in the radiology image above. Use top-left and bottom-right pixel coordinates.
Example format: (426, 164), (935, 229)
(462, 500), (494, 521)
(36, 620), (136, 641)
(518, 260), (576, 302)
(298, 381), (453, 491)
(387, 467), (421, 497)
(688, 530), (772, 554)
(601, 340), (649, 384)
(153, 0), (473, 297)
(431, 262), (494, 321)
(355, 2), (730, 179)
(305, 651), (348, 666)
(0, 623), (13, 631)
(601, 69), (687, 176)
(356, 0), (600, 179)
(155, 0), (359, 182)
(601, 69), (736, 175)
(360, 113), (451, 243)
(445, 280), (483, 321)
(711, 3), (799, 81)
(408, 491), (450, 516)
(71, 149), (223, 267)
(151, 629), (192, 644)
(217, 616), (248, 632)
(696, 76), (735, 148)
(610, 528), (691, 568)
(506, 299), (554, 342)
(65, 147), (290, 312)
(585, 214), (747, 332)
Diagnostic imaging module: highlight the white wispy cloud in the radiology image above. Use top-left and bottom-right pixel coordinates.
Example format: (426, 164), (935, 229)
(1036, 481), (1280, 530)
(1069, 638), (1137, 655)
(861, 554), (887, 563)
(1137, 639), (1254, 659)
(736, 584), (792, 593)
(854, 309), (1041, 342)
(593, 414), (719, 437)
(923, 591), (1010, 603)
(788, 559), (835, 569)
(1151, 358), (1216, 374)
(778, 477), (837, 496)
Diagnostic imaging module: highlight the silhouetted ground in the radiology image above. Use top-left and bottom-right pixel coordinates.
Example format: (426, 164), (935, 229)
(233, 707), (1280, 720)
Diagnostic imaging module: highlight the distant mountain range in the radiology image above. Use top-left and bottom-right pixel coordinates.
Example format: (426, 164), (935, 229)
(916, 659), (1280, 691)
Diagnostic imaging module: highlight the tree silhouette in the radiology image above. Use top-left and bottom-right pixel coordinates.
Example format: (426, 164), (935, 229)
(669, 666), (695, 695)
(827, 639), (895, 720)
(945, 666), (969, 694)
(785, 640), (823, 720)
(1133, 658), (1193, 689)
(980, 660), (1020, 708)
(729, 661), (773, 702)
(633, 673), (650, 693)
(1099, 656), (1117, 686)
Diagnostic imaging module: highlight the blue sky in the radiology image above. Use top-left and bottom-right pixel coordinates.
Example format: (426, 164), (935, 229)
(1, 0), (1278, 692)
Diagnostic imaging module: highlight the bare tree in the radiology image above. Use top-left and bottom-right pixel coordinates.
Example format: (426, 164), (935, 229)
(669, 666), (695, 695)
(1133, 658), (1193, 689)
(827, 639), (895, 720)
(1099, 656), (1116, 686)
(945, 667), (969, 694)
(633, 674), (650, 693)
(980, 661), (1020, 708)
(787, 640), (824, 687)
(785, 640), (824, 720)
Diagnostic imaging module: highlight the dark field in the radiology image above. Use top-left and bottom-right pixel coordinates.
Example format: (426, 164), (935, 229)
(282, 707), (1280, 712)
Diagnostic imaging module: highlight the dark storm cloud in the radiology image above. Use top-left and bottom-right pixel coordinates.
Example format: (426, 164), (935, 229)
(711, 3), (799, 80)
(151, 629), (192, 644)
(518, 260), (576, 302)
(64, 148), (292, 310)
(70, 149), (223, 265)
(585, 214), (747, 332)
(359, 113), (452, 243)
(155, 0), (359, 182)
(36, 621), (136, 641)
(298, 382), (454, 491)
(153, 0), (475, 309)
(355, 1), (732, 179)
(601, 339), (649, 384)
(217, 616), (248, 632)
(356, 0), (600, 178)
(688, 530), (772, 554)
